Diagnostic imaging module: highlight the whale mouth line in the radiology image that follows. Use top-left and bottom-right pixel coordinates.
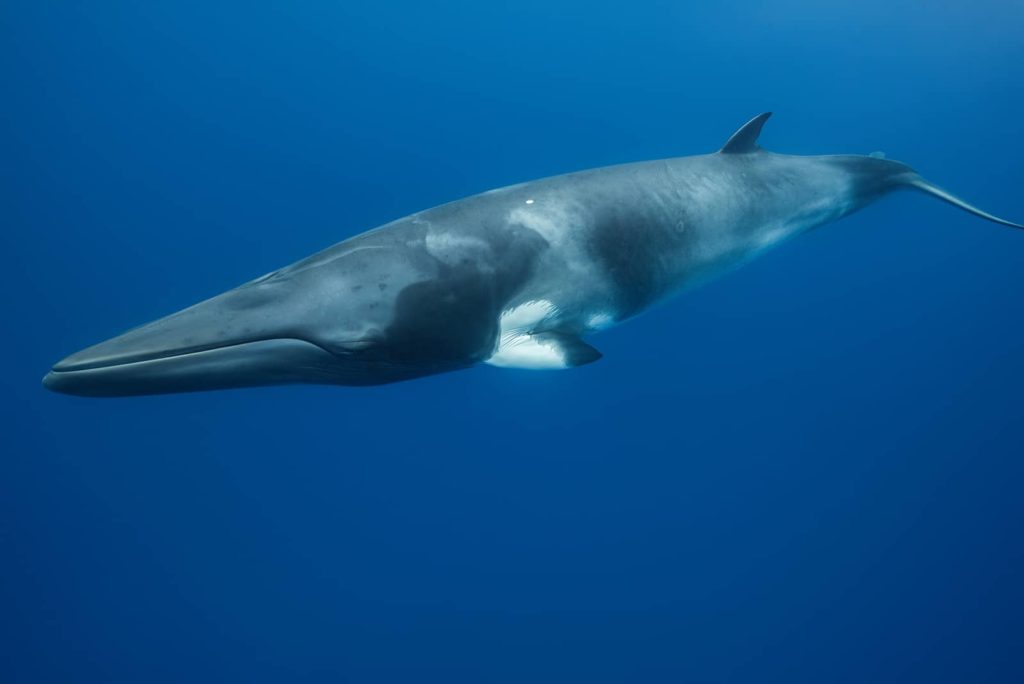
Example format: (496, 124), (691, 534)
(42, 338), (349, 397)
(49, 337), (335, 373)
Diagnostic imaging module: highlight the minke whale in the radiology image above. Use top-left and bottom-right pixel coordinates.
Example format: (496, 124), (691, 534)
(44, 113), (1022, 396)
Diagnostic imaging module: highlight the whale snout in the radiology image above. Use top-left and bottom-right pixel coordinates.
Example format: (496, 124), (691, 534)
(43, 337), (349, 397)
(42, 275), (396, 396)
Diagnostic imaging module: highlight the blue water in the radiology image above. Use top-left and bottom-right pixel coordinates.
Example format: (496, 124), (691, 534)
(4, 2), (1024, 681)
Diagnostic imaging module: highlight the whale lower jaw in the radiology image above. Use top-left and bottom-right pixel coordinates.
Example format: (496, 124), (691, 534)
(43, 339), (345, 397)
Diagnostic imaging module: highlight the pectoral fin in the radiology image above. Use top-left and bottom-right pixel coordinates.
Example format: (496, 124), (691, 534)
(485, 331), (602, 370)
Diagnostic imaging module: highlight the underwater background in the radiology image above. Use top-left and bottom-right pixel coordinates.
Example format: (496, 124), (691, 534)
(4, 1), (1024, 681)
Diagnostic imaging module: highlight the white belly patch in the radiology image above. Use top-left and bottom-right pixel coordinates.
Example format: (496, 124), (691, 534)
(485, 335), (570, 369)
(484, 300), (603, 370)
(485, 300), (564, 369)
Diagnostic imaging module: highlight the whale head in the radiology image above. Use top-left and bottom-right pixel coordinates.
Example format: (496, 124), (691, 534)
(43, 237), (510, 396)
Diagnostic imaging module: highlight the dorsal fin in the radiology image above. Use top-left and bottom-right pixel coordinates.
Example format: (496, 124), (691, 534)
(719, 112), (772, 154)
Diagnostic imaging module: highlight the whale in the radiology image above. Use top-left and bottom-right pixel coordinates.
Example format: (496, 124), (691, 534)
(43, 113), (1022, 397)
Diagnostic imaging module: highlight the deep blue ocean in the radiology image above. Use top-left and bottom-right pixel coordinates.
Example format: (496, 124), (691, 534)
(4, 2), (1024, 682)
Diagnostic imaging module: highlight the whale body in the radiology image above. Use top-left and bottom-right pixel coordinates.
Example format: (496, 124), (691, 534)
(43, 113), (1022, 396)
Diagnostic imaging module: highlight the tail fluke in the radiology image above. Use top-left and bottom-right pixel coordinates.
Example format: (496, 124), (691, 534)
(906, 176), (1023, 230)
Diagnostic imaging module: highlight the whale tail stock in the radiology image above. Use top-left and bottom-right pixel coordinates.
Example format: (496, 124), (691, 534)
(719, 112), (1022, 230)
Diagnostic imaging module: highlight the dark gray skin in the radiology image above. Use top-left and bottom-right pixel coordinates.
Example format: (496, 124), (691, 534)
(43, 113), (1022, 396)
